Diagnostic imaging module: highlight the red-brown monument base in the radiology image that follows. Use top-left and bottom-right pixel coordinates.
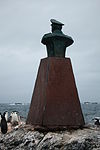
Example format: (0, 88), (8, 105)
(26, 57), (85, 130)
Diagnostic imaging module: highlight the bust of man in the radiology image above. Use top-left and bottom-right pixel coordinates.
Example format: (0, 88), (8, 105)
(41, 19), (74, 57)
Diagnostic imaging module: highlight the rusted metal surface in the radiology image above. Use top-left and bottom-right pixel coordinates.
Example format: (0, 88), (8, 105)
(26, 57), (85, 129)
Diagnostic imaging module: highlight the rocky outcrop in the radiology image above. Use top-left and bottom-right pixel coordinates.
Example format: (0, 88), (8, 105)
(0, 124), (100, 150)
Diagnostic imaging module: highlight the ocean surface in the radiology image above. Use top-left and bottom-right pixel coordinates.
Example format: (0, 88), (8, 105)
(0, 103), (100, 124)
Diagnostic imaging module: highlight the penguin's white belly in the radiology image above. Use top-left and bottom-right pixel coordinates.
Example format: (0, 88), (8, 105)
(0, 115), (1, 124)
(11, 115), (19, 122)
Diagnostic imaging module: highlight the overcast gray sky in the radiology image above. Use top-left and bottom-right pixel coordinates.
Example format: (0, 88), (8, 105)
(0, 0), (100, 103)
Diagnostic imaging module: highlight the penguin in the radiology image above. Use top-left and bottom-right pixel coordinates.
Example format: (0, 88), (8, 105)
(0, 112), (8, 125)
(1, 112), (8, 134)
(0, 113), (2, 124)
(92, 117), (100, 126)
(94, 117), (100, 126)
(10, 111), (20, 126)
(4, 111), (8, 122)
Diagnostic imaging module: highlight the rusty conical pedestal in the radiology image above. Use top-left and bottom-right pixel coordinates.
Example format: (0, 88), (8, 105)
(26, 19), (85, 129)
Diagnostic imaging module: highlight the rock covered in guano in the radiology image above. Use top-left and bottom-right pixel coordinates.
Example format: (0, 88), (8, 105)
(0, 124), (100, 150)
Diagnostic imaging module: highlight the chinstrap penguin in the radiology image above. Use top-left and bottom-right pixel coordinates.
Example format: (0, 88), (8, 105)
(1, 112), (8, 134)
(10, 111), (20, 126)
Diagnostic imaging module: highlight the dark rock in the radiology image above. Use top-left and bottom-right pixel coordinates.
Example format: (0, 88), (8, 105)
(10, 140), (23, 146)
(63, 141), (85, 150)
(0, 125), (100, 150)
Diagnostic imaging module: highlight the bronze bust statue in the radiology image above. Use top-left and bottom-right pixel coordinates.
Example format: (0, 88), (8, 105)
(41, 19), (74, 57)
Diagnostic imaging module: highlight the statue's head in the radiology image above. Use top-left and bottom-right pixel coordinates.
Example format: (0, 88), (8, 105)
(50, 19), (64, 32)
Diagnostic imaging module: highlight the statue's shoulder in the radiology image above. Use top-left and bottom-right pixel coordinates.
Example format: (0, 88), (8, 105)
(42, 33), (52, 38)
(41, 33), (52, 44)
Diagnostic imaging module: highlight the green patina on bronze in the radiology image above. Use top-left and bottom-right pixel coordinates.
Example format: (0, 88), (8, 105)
(41, 19), (74, 57)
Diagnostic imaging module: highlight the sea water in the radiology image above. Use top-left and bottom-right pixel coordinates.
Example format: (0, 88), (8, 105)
(0, 103), (100, 124)
(81, 103), (100, 123)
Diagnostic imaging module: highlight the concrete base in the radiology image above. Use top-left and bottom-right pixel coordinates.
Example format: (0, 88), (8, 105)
(26, 57), (85, 129)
